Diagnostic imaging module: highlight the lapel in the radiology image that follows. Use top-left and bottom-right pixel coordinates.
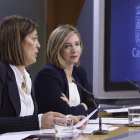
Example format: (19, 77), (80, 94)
(56, 66), (70, 99)
(7, 65), (21, 116)
(4, 63), (38, 116)
(25, 70), (38, 115)
(30, 85), (38, 115)
(57, 64), (82, 101)
(72, 67), (82, 101)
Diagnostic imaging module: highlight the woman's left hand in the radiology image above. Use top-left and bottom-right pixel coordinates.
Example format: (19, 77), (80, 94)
(60, 93), (70, 106)
(70, 115), (89, 130)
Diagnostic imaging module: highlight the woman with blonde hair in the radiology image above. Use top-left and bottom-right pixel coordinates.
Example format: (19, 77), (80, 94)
(34, 25), (97, 119)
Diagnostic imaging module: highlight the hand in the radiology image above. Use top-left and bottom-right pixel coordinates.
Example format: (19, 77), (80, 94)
(80, 103), (88, 111)
(60, 93), (70, 106)
(70, 115), (89, 130)
(41, 111), (66, 129)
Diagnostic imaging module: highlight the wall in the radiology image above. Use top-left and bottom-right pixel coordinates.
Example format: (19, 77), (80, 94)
(46, 0), (85, 62)
(76, 0), (94, 87)
(0, 0), (46, 82)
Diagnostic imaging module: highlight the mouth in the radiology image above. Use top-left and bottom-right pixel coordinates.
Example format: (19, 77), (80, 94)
(35, 52), (38, 57)
(70, 56), (77, 58)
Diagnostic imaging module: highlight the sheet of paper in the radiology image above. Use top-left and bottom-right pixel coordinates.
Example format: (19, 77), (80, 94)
(105, 108), (128, 113)
(74, 124), (119, 134)
(0, 133), (32, 140)
(42, 129), (55, 134)
(0, 130), (44, 140)
(89, 118), (129, 124)
(73, 109), (98, 128)
(107, 126), (119, 131)
(105, 106), (140, 113)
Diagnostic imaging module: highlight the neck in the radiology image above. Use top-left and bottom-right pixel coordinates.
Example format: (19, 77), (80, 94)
(16, 65), (25, 76)
(64, 64), (74, 83)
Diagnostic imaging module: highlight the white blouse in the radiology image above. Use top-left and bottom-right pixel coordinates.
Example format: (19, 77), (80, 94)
(10, 65), (34, 116)
(68, 82), (80, 107)
(10, 65), (42, 128)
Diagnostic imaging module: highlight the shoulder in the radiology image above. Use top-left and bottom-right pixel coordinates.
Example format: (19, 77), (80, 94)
(35, 62), (65, 80)
(0, 61), (9, 83)
(73, 65), (87, 77)
(0, 60), (7, 69)
(0, 61), (8, 75)
(73, 65), (88, 83)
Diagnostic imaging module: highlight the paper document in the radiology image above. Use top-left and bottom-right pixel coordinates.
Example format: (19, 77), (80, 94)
(89, 118), (128, 124)
(74, 124), (119, 134)
(73, 109), (98, 128)
(0, 133), (31, 140)
(105, 106), (140, 113)
(105, 108), (128, 113)
(0, 130), (43, 140)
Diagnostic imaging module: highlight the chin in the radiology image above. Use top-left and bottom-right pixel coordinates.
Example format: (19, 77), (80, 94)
(32, 59), (37, 64)
(72, 60), (79, 64)
(29, 60), (36, 66)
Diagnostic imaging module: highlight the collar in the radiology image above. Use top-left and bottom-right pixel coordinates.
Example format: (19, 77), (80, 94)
(9, 65), (30, 84)
(49, 62), (66, 78)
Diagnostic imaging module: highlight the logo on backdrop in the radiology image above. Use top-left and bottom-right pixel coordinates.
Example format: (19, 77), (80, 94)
(135, 5), (140, 47)
(132, 5), (140, 57)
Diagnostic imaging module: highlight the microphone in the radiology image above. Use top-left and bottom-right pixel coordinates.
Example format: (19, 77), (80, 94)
(125, 78), (140, 92)
(72, 80), (95, 100)
(72, 80), (108, 135)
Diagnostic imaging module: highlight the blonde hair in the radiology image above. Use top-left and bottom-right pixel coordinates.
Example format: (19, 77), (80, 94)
(47, 25), (83, 69)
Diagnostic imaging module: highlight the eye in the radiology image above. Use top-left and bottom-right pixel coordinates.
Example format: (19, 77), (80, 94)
(64, 44), (70, 48)
(32, 38), (37, 41)
(75, 42), (80, 46)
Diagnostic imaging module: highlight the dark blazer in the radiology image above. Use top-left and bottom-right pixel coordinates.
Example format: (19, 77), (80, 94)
(34, 62), (97, 119)
(0, 61), (39, 134)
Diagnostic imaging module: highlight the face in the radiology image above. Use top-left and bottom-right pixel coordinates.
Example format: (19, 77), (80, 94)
(60, 33), (82, 67)
(22, 30), (40, 66)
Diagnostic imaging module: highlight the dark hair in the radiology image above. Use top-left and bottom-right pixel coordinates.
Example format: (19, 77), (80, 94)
(0, 15), (37, 65)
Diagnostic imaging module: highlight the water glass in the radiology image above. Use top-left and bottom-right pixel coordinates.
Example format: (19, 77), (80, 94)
(55, 118), (73, 138)
(128, 107), (140, 126)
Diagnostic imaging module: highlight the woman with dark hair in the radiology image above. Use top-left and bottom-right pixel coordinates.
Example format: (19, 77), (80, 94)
(0, 16), (87, 134)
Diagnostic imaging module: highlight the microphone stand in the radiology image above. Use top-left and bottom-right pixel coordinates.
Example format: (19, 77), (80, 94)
(72, 80), (108, 135)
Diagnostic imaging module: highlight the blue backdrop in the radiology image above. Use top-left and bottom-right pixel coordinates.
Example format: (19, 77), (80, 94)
(111, 0), (140, 82)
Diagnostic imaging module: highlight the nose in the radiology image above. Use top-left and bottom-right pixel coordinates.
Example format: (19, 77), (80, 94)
(71, 45), (76, 53)
(37, 40), (41, 49)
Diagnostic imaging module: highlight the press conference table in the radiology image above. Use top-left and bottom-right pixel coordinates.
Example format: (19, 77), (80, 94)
(23, 112), (140, 140)
(76, 112), (140, 140)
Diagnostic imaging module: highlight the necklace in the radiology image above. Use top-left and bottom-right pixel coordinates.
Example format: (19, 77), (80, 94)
(21, 75), (26, 88)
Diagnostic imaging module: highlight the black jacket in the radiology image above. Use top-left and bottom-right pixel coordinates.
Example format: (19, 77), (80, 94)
(0, 61), (39, 134)
(34, 62), (98, 119)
